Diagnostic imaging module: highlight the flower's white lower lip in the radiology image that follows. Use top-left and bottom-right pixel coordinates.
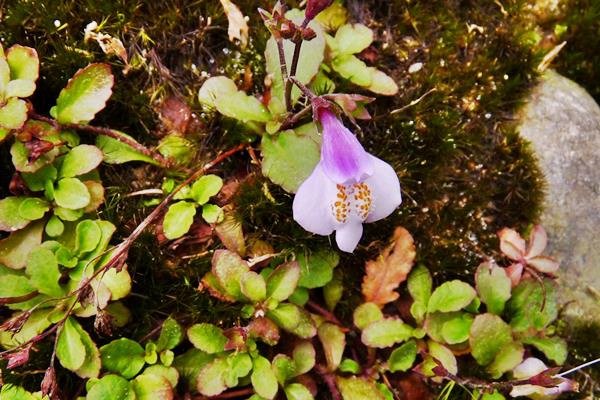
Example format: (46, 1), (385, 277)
(330, 182), (372, 224)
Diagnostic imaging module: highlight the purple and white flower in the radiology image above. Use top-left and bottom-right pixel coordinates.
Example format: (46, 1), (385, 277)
(510, 358), (578, 399)
(292, 108), (401, 252)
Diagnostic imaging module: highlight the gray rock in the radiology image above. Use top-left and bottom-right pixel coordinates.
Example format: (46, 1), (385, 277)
(518, 69), (600, 322)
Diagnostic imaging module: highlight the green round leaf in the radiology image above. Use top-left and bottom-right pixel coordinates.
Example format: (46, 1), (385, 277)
(336, 376), (385, 400)
(187, 323), (227, 354)
(522, 336), (567, 365)
(487, 341), (524, 379)
(17, 196), (49, 221)
(427, 280), (477, 313)
(388, 340), (418, 372)
(54, 178), (91, 210)
(261, 128), (320, 193)
(266, 303), (317, 339)
(317, 322), (345, 371)
(156, 316), (184, 352)
(157, 135), (194, 165)
(293, 341), (316, 375)
(52, 63), (114, 124)
(143, 365), (179, 388)
(0, 197), (32, 231)
(196, 357), (228, 396)
(198, 76), (238, 108)
(26, 247), (63, 297)
(59, 145), (104, 178)
(0, 98), (27, 129)
(86, 374), (134, 400)
(211, 249), (249, 300)
(331, 55), (372, 87)
(0, 221), (44, 269)
(190, 175), (223, 205)
(475, 262), (512, 315)
(284, 383), (314, 400)
(251, 356), (278, 400)
(163, 201), (196, 240)
(441, 313), (474, 344)
(75, 219), (102, 254)
(100, 338), (145, 379)
(22, 164), (58, 192)
(296, 249), (339, 289)
(201, 204), (224, 224)
(353, 302), (384, 330)
(57, 317), (87, 372)
(361, 318), (413, 348)
(334, 23), (373, 55)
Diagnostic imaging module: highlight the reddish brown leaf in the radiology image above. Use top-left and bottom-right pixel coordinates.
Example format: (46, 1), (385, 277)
(157, 96), (192, 136)
(5, 344), (32, 369)
(361, 227), (416, 307)
(247, 317), (280, 345)
(24, 139), (55, 163)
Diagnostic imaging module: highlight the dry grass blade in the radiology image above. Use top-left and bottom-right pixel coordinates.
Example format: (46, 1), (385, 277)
(361, 227), (416, 306)
(220, 0), (249, 49)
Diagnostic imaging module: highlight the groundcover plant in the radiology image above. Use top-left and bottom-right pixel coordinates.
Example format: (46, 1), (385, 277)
(0, 0), (596, 399)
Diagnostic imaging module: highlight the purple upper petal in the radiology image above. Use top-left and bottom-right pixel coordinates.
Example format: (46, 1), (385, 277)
(363, 154), (402, 223)
(292, 162), (337, 235)
(318, 109), (373, 183)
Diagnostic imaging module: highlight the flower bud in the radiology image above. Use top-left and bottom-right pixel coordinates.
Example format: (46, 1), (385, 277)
(305, 0), (333, 21)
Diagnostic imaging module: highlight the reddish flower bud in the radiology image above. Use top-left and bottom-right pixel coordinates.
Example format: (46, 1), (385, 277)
(305, 0), (333, 21)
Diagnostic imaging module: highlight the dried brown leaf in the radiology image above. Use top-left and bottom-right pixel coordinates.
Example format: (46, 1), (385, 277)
(220, 0), (249, 49)
(361, 227), (416, 306)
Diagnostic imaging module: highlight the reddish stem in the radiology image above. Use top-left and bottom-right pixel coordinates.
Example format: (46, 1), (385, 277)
(315, 364), (342, 400)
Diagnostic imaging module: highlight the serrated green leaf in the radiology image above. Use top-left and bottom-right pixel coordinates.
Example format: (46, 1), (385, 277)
(191, 174), (223, 205)
(297, 249), (339, 289)
(266, 261), (300, 302)
(0, 221), (44, 269)
(318, 322), (345, 371)
(266, 303), (317, 339)
(338, 358), (361, 374)
(142, 364), (179, 388)
(476, 262), (512, 315)
(53, 63), (113, 124)
(361, 318), (413, 348)
(100, 267), (131, 300)
(353, 302), (383, 330)
(57, 316), (87, 371)
(70, 317), (101, 378)
(507, 278), (558, 332)
(157, 316), (184, 352)
(427, 280), (477, 313)
(469, 313), (513, 366)
(212, 249), (249, 300)
(252, 356), (278, 400)
(5, 79), (36, 98)
(96, 133), (159, 165)
(522, 336), (567, 365)
(163, 201), (196, 240)
(100, 338), (145, 379)
(334, 24), (373, 55)
(157, 134), (194, 165)
(323, 271), (343, 311)
(240, 270), (267, 302)
(273, 354), (296, 385)
(59, 145), (104, 178)
(0, 310), (51, 348)
(173, 348), (215, 389)
(0, 384), (39, 400)
(0, 264), (35, 300)
(187, 323), (228, 354)
(428, 340), (457, 374)
(487, 341), (524, 379)
(261, 128), (321, 193)
(336, 376), (385, 400)
(0, 98), (27, 129)
(196, 357), (228, 396)
(26, 247), (63, 297)
(388, 340), (417, 372)
(131, 374), (173, 400)
(6, 45), (39, 82)
(86, 375), (135, 400)
(408, 264), (432, 304)
(54, 177), (91, 210)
